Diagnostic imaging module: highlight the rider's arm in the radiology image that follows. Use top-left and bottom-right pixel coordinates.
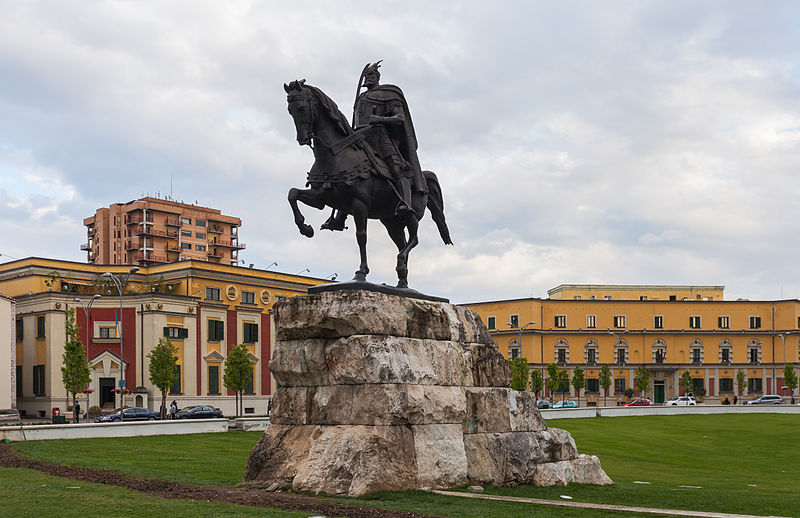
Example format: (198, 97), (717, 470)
(369, 100), (405, 126)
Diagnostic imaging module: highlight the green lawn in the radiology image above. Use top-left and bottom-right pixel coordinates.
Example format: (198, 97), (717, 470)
(7, 414), (800, 517)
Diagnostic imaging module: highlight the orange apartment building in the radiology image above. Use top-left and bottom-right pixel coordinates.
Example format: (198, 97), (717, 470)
(83, 197), (244, 266)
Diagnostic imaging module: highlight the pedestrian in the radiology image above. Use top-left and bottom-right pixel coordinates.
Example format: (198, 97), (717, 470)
(267, 398), (272, 417)
(733, 395), (738, 405)
(170, 400), (178, 420)
(74, 402), (81, 423)
(722, 396), (730, 405)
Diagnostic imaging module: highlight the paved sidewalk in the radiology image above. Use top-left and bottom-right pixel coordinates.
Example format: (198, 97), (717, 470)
(429, 490), (789, 518)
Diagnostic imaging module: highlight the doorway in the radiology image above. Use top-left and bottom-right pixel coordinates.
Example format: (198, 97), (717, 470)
(654, 381), (665, 404)
(99, 378), (116, 408)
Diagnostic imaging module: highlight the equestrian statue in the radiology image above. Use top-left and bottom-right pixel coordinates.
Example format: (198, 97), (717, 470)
(286, 62), (452, 290)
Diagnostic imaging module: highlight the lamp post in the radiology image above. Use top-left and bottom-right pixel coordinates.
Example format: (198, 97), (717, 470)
(102, 266), (139, 420)
(608, 329), (629, 402)
(74, 294), (101, 420)
(507, 320), (536, 360)
(777, 332), (795, 403)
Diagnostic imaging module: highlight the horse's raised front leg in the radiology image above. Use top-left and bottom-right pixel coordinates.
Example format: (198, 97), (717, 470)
(288, 187), (324, 238)
(351, 201), (369, 282)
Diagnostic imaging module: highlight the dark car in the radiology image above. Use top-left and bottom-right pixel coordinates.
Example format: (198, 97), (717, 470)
(94, 407), (160, 422)
(536, 400), (551, 409)
(174, 405), (224, 419)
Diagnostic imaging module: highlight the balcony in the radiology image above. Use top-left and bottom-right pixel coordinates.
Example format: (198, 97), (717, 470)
(164, 218), (182, 227)
(207, 225), (223, 234)
(207, 249), (223, 258)
(125, 215), (153, 225)
(165, 244), (181, 253)
(132, 252), (176, 264)
(80, 243), (91, 251)
(135, 228), (178, 239)
(87, 227), (96, 237)
(209, 239), (246, 250)
(125, 241), (140, 251)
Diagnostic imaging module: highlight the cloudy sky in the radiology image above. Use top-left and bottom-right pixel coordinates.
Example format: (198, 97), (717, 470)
(2, 1), (800, 303)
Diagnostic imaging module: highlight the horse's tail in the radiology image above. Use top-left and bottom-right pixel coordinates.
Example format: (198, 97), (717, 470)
(424, 170), (453, 246)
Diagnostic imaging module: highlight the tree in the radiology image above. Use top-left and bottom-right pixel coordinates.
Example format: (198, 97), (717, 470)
(224, 343), (254, 417)
(571, 367), (585, 407)
(598, 364), (612, 407)
(736, 369), (747, 397)
(61, 307), (90, 423)
(556, 369), (570, 401)
(784, 363), (798, 404)
(509, 357), (529, 391)
(546, 363), (560, 401)
(529, 369), (544, 397)
(680, 370), (693, 396)
(148, 337), (179, 419)
(634, 367), (650, 399)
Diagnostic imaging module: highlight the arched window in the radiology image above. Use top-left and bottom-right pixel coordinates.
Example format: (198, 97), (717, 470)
(508, 338), (521, 360)
(554, 338), (569, 365)
(614, 338), (628, 365)
(652, 339), (667, 363)
(747, 339), (762, 365)
(690, 338), (704, 365)
(584, 339), (599, 365)
(718, 339), (733, 364)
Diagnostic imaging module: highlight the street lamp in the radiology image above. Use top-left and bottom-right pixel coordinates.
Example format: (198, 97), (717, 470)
(74, 295), (101, 421)
(101, 266), (139, 420)
(777, 332), (796, 403)
(507, 320), (535, 360)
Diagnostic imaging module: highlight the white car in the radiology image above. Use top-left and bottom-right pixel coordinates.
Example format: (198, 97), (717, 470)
(665, 396), (697, 406)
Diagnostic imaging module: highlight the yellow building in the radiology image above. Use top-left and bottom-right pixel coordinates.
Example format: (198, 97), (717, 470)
(0, 257), (328, 418)
(464, 284), (800, 405)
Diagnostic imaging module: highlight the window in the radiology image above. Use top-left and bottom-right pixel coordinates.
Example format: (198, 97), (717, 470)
(654, 349), (666, 363)
(557, 348), (567, 364)
(15, 319), (22, 342)
(33, 365), (45, 396)
(509, 347), (520, 360)
(181, 230), (191, 237)
(689, 316), (701, 329)
(208, 320), (224, 341)
(692, 378), (704, 394)
(99, 327), (116, 339)
(16, 366), (22, 397)
(554, 315), (567, 328)
(243, 322), (259, 343)
(206, 287), (221, 301)
(721, 349), (731, 363)
(244, 367), (254, 395)
(669, 295), (677, 301)
(615, 348), (626, 365)
(181, 243), (192, 249)
(691, 348), (702, 364)
(36, 316), (45, 339)
(586, 348), (597, 365)
(181, 217), (191, 225)
(640, 296), (647, 301)
(604, 296), (612, 300)
(163, 327), (189, 339)
(196, 232), (206, 239)
(653, 315), (663, 329)
(614, 378), (626, 394)
(591, 295), (597, 300)
(509, 314), (519, 328)
(613, 315), (626, 328)
(242, 291), (255, 305)
(749, 316), (761, 329)
(715, 316), (729, 329)
(573, 296), (581, 300)
(196, 245), (206, 251)
(208, 365), (220, 395)
(586, 315), (596, 328)
(196, 220), (206, 227)
(749, 348), (759, 364)
(170, 365), (182, 395)
(487, 316), (496, 329)
(720, 378), (733, 393)
(586, 379), (599, 392)
(748, 378), (763, 393)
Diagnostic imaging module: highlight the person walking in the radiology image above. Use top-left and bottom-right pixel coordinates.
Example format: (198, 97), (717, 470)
(74, 402), (81, 423)
(170, 400), (178, 420)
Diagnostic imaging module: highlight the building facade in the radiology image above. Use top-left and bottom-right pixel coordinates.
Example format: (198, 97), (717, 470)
(1, 294), (15, 410)
(464, 285), (800, 405)
(0, 257), (327, 418)
(83, 197), (244, 266)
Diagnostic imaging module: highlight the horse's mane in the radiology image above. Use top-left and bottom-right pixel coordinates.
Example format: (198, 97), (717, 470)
(304, 84), (353, 136)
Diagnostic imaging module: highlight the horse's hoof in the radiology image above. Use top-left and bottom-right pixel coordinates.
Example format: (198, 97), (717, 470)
(396, 281), (408, 289)
(353, 272), (367, 282)
(300, 224), (314, 238)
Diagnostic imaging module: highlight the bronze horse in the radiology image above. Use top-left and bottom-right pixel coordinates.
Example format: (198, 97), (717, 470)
(285, 80), (452, 288)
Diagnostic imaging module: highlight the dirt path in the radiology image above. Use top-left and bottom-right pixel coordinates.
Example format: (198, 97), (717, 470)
(0, 444), (440, 518)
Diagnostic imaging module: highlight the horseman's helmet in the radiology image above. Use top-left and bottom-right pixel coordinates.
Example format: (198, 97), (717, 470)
(363, 60), (382, 80)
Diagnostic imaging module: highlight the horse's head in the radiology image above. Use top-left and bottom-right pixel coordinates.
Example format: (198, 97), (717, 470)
(285, 79), (317, 146)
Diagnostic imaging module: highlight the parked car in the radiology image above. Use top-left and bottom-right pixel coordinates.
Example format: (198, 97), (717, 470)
(174, 405), (224, 419)
(623, 399), (653, 407)
(536, 400), (551, 409)
(94, 407), (160, 422)
(746, 395), (783, 405)
(665, 396), (697, 406)
(552, 400), (578, 409)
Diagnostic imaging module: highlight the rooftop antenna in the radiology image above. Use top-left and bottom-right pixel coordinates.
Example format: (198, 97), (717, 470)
(170, 175), (173, 199)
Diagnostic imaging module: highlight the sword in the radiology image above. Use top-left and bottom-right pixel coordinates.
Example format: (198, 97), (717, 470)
(352, 63), (370, 127)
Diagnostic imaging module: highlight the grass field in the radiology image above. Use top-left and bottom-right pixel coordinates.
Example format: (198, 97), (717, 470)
(6, 414), (800, 517)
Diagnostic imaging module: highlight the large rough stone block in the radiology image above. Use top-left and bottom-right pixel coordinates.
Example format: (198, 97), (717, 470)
(468, 343), (512, 387)
(413, 424), (468, 488)
(291, 425), (418, 496)
(269, 338), (331, 387)
(274, 291), (488, 342)
(269, 387), (311, 425)
(464, 387), (512, 433)
(509, 390), (547, 432)
(531, 454), (613, 486)
(243, 424), (319, 484)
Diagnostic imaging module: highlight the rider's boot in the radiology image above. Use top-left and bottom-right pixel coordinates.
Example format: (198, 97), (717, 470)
(394, 178), (418, 218)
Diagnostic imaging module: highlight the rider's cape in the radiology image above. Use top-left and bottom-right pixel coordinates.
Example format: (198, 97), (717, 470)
(356, 84), (427, 193)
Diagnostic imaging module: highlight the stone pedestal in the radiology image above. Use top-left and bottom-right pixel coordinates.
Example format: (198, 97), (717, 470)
(244, 290), (611, 496)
